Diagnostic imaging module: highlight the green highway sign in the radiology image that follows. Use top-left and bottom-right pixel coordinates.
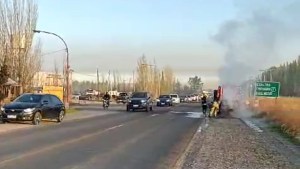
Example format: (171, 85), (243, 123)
(255, 81), (280, 97)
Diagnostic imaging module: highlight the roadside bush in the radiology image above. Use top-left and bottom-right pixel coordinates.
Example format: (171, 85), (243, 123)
(250, 97), (300, 138)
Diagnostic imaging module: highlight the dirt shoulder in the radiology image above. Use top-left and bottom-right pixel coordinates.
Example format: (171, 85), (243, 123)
(179, 118), (298, 169)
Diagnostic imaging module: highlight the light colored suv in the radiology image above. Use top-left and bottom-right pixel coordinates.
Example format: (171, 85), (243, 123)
(170, 94), (180, 104)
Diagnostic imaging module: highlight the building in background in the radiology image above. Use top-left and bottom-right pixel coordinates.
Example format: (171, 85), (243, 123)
(32, 71), (64, 87)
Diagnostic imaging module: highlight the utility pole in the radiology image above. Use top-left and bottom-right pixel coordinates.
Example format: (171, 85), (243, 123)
(133, 70), (135, 92)
(109, 70), (112, 92)
(97, 68), (100, 100)
(123, 80), (126, 92)
(107, 70), (110, 92)
(158, 73), (161, 96)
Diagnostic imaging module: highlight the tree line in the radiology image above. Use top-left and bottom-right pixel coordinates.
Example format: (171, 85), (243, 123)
(0, 0), (41, 94)
(262, 55), (300, 97)
(72, 54), (204, 98)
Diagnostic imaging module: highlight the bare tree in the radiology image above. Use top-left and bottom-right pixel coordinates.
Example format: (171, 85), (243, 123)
(136, 55), (176, 97)
(52, 59), (60, 86)
(136, 55), (149, 91)
(161, 66), (174, 94)
(0, 0), (41, 92)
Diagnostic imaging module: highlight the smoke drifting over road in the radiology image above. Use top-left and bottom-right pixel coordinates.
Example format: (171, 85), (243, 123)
(213, 0), (300, 86)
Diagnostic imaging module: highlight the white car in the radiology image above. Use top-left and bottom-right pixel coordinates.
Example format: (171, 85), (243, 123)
(170, 94), (180, 104)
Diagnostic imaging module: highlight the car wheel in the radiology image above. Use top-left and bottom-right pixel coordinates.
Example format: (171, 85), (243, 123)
(32, 112), (42, 125)
(57, 110), (65, 123)
(2, 119), (8, 123)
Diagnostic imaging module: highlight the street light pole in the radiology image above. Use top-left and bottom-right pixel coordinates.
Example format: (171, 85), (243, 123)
(33, 30), (70, 107)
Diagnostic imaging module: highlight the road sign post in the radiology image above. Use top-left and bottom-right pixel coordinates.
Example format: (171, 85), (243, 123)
(255, 81), (280, 98)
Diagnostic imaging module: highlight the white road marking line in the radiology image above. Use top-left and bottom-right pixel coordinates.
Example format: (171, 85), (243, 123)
(0, 123), (125, 166)
(104, 124), (124, 132)
(243, 119), (263, 133)
(170, 111), (183, 114)
(151, 114), (159, 117)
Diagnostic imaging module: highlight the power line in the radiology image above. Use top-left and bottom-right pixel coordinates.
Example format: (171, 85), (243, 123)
(40, 49), (66, 56)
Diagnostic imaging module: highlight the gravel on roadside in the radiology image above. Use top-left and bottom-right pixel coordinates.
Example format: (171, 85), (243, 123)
(180, 118), (297, 169)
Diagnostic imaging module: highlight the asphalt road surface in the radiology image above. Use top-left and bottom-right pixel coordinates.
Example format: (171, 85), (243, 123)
(0, 103), (202, 169)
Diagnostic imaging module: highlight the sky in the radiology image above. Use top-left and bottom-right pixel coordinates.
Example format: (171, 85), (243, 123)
(35, 0), (300, 88)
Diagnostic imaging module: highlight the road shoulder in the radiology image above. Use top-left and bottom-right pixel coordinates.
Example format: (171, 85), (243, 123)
(177, 117), (298, 169)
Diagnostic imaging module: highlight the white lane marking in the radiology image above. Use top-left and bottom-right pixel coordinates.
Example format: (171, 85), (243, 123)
(170, 111), (183, 114)
(151, 114), (159, 117)
(243, 119), (263, 133)
(0, 124), (125, 166)
(104, 124), (124, 132)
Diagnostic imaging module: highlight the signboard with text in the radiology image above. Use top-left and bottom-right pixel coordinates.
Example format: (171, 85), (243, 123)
(255, 81), (280, 98)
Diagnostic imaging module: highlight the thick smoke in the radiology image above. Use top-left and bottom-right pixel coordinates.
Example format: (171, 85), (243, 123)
(213, 1), (300, 114)
(213, 0), (300, 86)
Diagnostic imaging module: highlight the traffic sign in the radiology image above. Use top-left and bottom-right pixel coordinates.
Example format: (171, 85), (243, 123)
(255, 81), (280, 97)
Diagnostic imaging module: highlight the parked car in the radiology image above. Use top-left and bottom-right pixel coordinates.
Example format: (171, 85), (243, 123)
(126, 92), (153, 112)
(170, 94), (180, 104)
(157, 95), (173, 106)
(1, 93), (66, 125)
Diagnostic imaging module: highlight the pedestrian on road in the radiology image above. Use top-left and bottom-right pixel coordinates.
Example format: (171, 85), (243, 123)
(201, 94), (208, 117)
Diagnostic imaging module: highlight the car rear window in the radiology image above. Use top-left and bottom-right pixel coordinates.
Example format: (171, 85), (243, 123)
(131, 92), (147, 98)
(159, 95), (170, 98)
(170, 94), (178, 98)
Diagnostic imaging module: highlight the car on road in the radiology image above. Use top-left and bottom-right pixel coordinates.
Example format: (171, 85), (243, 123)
(1, 93), (66, 125)
(115, 92), (129, 104)
(126, 92), (153, 112)
(156, 95), (173, 106)
(170, 94), (180, 104)
(179, 96), (186, 103)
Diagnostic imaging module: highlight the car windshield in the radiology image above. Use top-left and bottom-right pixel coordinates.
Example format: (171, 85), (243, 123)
(131, 92), (147, 98)
(119, 93), (127, 96)
(14, 94), (42, 103)
(170, 95), (178, 98)
(159, 95), (170, 98)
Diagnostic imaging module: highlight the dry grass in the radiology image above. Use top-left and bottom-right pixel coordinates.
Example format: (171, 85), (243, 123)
(250, 97), (300, 137)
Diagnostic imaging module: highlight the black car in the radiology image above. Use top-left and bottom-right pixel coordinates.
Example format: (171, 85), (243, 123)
(179, 96), (186, 103)
(157, 95), (173, 106)
(1, 93), (66, 125)
(126, 92), (153, 112)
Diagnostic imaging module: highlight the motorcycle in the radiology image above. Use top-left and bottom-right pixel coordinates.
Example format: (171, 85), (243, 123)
(103, 99), (109, 109)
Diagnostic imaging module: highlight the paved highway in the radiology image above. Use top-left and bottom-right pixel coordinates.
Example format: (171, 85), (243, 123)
(0, 103), (202, 169)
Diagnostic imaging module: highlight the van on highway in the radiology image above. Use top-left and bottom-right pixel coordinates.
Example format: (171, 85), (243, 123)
(170, 94), (180, 104)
